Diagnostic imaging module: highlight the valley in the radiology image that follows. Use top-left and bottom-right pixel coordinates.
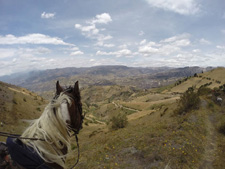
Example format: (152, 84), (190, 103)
(0, 67), (225, 168)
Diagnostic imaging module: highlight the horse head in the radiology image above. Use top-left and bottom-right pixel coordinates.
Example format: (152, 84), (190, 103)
(55, 81), (84, 134)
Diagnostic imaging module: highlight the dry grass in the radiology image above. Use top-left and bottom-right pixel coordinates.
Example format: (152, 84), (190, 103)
(1, 67), (225, 168)
(0, 81), (46, 142)
(171, 67), (225, 93)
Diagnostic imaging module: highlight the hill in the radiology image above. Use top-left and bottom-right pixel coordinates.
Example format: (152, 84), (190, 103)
(1, 67), (225, 168)
(170, 67), (225, 93)
(65, 67), (225, 168)
(0, 81), (47, 141)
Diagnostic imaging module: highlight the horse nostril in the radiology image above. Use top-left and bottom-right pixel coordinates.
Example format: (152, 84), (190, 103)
(66, 120), (70, 124)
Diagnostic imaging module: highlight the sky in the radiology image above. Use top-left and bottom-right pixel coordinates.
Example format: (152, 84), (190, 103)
(0, 0), (225, 76)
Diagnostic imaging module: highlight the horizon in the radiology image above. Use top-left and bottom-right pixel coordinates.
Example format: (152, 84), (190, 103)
(0, 0), (225, 76)
(0, 65), (219, 78)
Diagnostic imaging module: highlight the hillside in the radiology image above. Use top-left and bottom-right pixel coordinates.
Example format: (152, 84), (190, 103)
(0, 81), (47, 141)
(170, 67), (225, 93)
(65, 67), (225, 169)
(1, 68), (225, 168)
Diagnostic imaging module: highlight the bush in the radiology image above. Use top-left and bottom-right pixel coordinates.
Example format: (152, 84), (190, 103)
(12, 99), (17, 104)
(218, 123), (225, 135)
(207, 102), (215, 110)
(110, 113), (128, 130)
(175, 87), (200, 115)
(197, 86), (212, 96)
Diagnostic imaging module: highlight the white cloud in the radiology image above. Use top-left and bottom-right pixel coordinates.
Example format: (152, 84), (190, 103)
(18, 47), (51, 55)
(70, 51), (84, 56)
(145, 0), (200, 15)
(0, 34), (73, 46)
(160, 33), (190, 43)
(75, 24), (98, 33)
(90, 59), (95, 62)
(0, 47), (51, 60)
(75, 13), (113, 49)
(139, 34), (191, 56)
(96, 42), (115, 48)
(140, 39), (147, 45)
(139, 45), (159, 55)
(118, 44), (128, 49)
(199, 38), (211, 45)
(95, 35), (114, 47)
(0, 48), (16, 59)
(193, 49), (201, 53)
(64, 46), (84, 56)
(221, 29), (225, 34)
(41, 12), (55, 19)
(89, 13), (112, 24)
(217, 45), (225, 49)
(96, 49), (132, 58)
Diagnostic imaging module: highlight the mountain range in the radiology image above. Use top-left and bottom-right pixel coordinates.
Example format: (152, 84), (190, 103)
(0, 66), (214, 94)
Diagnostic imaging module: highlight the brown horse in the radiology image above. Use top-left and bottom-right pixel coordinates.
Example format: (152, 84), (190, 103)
(1, 81), (83, 169)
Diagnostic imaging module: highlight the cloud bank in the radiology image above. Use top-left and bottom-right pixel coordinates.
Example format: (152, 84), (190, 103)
(0, 34), (72, 45)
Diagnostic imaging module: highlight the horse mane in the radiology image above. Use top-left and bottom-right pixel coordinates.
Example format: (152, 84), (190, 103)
(21, 93), (73, 168)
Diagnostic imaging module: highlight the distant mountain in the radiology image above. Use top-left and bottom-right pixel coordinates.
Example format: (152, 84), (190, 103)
(0, 66), (214, 93)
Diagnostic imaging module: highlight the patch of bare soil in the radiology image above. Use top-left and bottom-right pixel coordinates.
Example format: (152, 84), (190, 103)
(199, 100), (217, 169)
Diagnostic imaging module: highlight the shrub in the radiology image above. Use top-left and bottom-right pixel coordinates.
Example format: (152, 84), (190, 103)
(218, 123), (225, 135)
(12, 99), (17, 104)
(207, 102), (215, 110)
(197, 86), (212, 96)
(110, 113), (128, 130)
(175, 87), (200, 115)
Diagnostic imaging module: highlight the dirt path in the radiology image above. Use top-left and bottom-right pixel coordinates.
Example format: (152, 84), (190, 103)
(85, 115), (105, 125)
(127, 110), (155, 121)
(199, 100), (217, 169)
(112, 101), (156, 121)
(112, 101), (139, 112)
(8, 87), (30, 96)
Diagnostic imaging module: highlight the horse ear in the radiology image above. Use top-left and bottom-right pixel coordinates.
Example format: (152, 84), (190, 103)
(73, 81), (80, 96)
(56, 81), (63, 95)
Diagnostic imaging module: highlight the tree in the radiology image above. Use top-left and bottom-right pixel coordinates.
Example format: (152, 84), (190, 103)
(175, 87), (200, 115)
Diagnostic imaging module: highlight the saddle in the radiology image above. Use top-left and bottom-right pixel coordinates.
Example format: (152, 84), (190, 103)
(0, 141), (24, 169)
(0, 142), (9, 168)
(0, 138), (51, 169)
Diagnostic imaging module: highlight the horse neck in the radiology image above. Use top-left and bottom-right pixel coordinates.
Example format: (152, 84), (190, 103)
(20, 96), (72, 168)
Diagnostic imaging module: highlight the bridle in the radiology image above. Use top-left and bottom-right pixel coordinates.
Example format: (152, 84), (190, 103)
(53, 87), (84, 134)
(51, 87), (85, 168)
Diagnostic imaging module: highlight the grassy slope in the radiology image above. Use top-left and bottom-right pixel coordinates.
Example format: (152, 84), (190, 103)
(65, 67), (225, 169)
(0, 81), (47, 141)
(67, 97), (212, 169)
(171, 67), (225, 93)
(1, 67), (225, 168)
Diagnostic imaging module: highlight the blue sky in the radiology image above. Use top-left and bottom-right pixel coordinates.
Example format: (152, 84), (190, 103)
(0, 0), (225, 76)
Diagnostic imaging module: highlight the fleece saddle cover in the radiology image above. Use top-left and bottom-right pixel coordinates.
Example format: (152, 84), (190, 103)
(4, 138), (51, 169)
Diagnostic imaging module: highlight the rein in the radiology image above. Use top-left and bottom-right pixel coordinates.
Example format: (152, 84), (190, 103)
(0, 131), (45, 141)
